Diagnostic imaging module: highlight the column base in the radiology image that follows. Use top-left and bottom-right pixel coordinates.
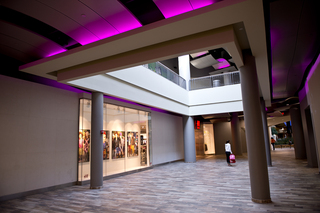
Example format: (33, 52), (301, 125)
(90, 186), (103, 189)
(251, 198), (272, 203)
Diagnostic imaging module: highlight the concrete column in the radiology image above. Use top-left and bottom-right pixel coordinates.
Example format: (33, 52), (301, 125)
(231, 112), (242, 156)
(290, 106), (307, 159)
(178, 55), (190, 90)
(286, 121), (292, 137)
(239, 54), (271, 203)
(90, 92), (104, 189)
(260, 98), (272, 166)
(183, 116), (196, 163)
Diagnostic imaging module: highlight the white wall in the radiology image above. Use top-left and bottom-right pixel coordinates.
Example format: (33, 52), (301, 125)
(0, 75), (79, 197)
(151, 111), (184, 165)
(69, 69), (243, 116)
(108, 66), (189, 105)
(189, 84), (243, 115)
(69, 74), (190, 115)
(189, 84), (242, 106)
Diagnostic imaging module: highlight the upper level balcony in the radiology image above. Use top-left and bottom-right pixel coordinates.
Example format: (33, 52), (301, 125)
(142, 62), (186, 89)
(189, 71), (240, 91)
(143, 62), (240, 91)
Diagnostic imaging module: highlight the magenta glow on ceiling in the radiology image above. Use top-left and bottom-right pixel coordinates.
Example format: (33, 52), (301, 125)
(190, 0), (222, 9)
(106, 10), (142, 33)
(214, 58), (230, 69)
(154, 0), (193, 18)
(84, 19), (119, 40)
(46, 49), (67, 57)
(153, 0), (218, 18)
(47, 0), (217, 57)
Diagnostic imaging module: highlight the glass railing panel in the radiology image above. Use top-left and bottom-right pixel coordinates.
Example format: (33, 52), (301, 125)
(189, 71), (240, 91)
(143, 62), (186, 89)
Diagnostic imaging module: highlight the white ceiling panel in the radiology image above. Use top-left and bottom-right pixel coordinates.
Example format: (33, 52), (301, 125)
(0, 34), (45, 58)
(37, 0), (119, 40)
(0, 44), (36, 63)
(0, 20), (66, 58)
(80, 0), (142, 33)
(153, 0), (193, 18)
(1, 0), (99, 45)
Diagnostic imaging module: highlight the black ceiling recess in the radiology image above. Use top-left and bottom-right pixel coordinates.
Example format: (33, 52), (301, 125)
(118, 0), (165, 25)
(209, 48), (233, 64)
(190, 48), (237, 70)
(0, 6), (81, 50)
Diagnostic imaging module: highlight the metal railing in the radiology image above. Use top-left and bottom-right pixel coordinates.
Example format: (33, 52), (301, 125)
(142, 62), (186, 89)
(189, 71), (240, 91)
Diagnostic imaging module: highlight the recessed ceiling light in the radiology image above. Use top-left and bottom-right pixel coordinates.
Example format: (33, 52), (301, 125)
(81, 14), (86, 17)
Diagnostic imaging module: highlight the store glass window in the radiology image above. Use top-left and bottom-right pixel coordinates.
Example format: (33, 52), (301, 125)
(78, 99), (151, 182)
(78, 99), (92, 182)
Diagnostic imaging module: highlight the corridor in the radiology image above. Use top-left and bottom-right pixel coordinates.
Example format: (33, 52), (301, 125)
(1, 148), (319, 212)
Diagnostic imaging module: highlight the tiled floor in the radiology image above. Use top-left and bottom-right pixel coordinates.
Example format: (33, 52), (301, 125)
(1, 148), (320, 212)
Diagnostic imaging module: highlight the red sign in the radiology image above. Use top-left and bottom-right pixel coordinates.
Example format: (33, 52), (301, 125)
(194, 120), (200, 129)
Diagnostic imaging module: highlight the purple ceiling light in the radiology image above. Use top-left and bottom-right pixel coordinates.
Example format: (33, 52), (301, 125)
(153, 0), (220, 18)
(213, 58), (230, 69)
(46, 49), (67, 57)
(73, 30), (100, 45)
(190, 0), (222, 9)
(44, 0), (220, 58)
(83, 19), (119, 40)
(153, 0), (193, 18)
(106, 10), (142, 33)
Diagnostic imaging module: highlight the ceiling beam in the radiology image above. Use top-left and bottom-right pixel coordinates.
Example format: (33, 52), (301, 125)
(57, 26), (243, 82)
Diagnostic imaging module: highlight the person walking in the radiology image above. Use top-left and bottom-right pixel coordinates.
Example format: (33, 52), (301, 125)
(225, 140), (232, 166)
(271, 137), (276, 150)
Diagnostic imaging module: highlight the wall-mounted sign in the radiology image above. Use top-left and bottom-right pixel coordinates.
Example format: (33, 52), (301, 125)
(194, 120), (200, 130)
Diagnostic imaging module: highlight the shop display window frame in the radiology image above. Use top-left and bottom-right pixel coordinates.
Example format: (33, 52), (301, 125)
(78, 97), (151, 183)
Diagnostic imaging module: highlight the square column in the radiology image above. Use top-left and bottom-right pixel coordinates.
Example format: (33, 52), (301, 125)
(290, 106), (307, 159)
(178, 55), (190, 90)
(231, 112), (242, 155)
(183, 116), (196, 163)
(90, 92), (104, 189)
(240, 54), (271, 203)
(260, 98), (272, 166)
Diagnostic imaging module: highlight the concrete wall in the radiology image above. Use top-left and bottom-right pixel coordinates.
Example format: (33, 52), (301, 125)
(306, 54), (320, 172)
(0, 75), (79, 198)
(299, 92), (318, 168)
(214, 122), (232, 155)
(151, 111), (184, 165)
(0, 75), (186, 199)
(195, 123), (204, 155)
(239, 119), (247, 154)
(214, 120), (247, 155)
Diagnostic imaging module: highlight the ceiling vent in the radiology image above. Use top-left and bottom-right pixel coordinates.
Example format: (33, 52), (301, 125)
(190, 48), (236, 70)
(190, 54), (218, 69)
